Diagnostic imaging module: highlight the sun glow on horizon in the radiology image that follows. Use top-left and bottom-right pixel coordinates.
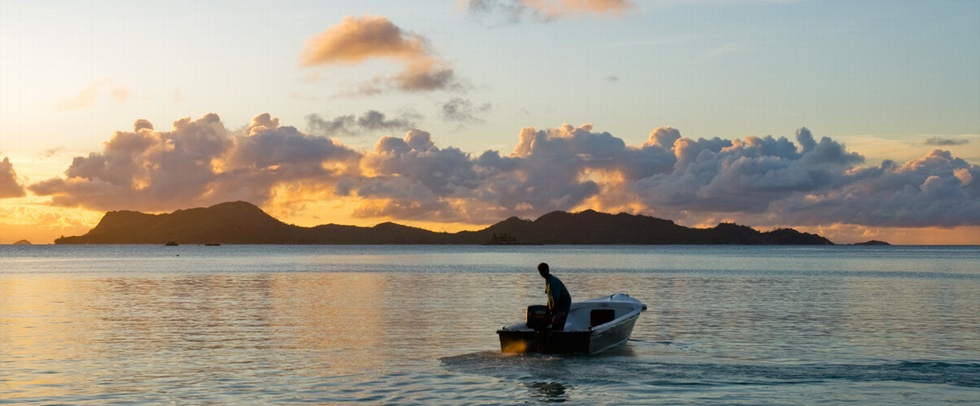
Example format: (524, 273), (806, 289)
(0, 198), (102, 244)
(1, 2), (978, 245)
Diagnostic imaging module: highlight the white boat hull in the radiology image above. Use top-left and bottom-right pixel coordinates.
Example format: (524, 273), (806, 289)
(497, 293), (644, 354)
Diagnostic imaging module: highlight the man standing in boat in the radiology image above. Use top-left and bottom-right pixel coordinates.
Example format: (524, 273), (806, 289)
(538, 263), (571, 331)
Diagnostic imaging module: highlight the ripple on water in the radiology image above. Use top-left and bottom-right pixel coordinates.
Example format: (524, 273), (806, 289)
(3, 245), (978, 404)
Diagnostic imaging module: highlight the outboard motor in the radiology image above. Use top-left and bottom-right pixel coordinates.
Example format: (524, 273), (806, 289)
(526, 305), (551, 330)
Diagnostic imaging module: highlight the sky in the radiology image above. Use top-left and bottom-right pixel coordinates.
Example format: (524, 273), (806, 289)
(1, 0), (978, 245)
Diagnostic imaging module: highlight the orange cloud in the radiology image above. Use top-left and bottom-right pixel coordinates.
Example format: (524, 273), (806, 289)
(301, 15), (428, 65)
(301, 16), (458, 93)
(526, 0), (637, 17)
(463, 0), (636, 21)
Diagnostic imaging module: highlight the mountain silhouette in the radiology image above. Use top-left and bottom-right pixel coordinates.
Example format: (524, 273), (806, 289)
(55, 201), (834, 245)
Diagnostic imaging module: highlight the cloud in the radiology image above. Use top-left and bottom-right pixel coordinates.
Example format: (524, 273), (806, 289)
(631, 128), (868, 216)
(347, 123), (978, 229)
(29, 113), (359, 211)
(391, 60), (458, 92)
(30, 114), (230, 210)
(767, 150), (979, 228)
(29, 114), (980, 232)
(704, 42), (748, 59)
(39, 147), (67, 159)
(216, 114), (361, 203)
(346, 129), (485, 219)
(0, 157), (27, 198)
(442, 98), (491, 124)
(300, 15), (427, 65)
(306, 110), (418, 136)
(463, 0), (637, 22)
(925, 136), (969, 146)
(301, 15), (459, 93)
(57, 80), (130, 110)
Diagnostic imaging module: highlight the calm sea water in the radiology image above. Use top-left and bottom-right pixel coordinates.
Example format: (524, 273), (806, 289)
(1, 245), (978, 404)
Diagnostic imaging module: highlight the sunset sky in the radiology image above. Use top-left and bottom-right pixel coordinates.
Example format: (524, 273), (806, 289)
(1, 0), (978, 245)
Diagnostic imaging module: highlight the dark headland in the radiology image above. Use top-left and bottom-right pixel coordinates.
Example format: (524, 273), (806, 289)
(54, 201), (838, 245)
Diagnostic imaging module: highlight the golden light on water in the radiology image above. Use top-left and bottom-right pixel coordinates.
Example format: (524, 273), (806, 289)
(0, 270), (397, 395)
(269, 272), (387, 374)
(0, 277), (99, 400)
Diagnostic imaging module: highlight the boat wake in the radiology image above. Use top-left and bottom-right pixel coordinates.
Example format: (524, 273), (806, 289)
(441, 350), (980, 389)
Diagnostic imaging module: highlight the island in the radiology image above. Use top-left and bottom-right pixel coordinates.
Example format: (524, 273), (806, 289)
(55, 201), (836, 245)
(851, 240), (891, 246)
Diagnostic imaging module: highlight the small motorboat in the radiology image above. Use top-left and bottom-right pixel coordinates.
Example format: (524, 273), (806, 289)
(497, 293), (644, 354)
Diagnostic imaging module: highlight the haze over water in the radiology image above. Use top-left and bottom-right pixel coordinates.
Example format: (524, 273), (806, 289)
(2, 245), (978, 404)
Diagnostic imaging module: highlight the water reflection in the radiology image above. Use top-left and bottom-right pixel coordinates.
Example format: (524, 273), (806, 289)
(2, 245), (978, 404)
(0, 270), (553, 403)
(525, 381), (569, 403)
(269, 273), (387, 374)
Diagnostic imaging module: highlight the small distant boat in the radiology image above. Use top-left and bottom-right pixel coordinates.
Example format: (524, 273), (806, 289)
(164, 241), (178, 246)
(497, 293), (644, 354)
(204, 243), (221, 246)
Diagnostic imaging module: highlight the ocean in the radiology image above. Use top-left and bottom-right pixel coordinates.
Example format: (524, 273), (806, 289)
(1, 245), (978, 404)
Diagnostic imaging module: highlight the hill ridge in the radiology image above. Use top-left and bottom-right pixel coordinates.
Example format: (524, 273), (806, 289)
(55, 201), (835, 245)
